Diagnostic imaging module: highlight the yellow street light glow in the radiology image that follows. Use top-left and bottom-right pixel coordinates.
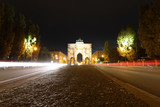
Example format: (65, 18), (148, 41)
(34, 47), (37, 51)
(101, 55), (104, 57)
(63, 57), (66, 60)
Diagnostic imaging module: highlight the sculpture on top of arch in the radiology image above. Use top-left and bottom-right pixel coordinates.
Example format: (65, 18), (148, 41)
(67, 38), (92, 64)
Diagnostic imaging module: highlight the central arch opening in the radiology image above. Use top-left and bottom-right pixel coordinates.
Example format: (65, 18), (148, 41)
(77, 53), (82, 63)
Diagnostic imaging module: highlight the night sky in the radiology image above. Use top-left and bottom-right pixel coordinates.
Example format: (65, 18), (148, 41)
(4, 0), (155, 54)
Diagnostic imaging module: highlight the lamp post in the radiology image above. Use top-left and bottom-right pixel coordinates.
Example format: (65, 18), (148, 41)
(63, 57), (66, 63)
(31, 47), (38, 61)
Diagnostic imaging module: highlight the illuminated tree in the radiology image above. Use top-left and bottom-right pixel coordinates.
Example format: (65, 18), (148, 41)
(24, 19), (40, 60)
(24, 35), (37, 59)
(0, 2), (41, 61)
(117, 27), (137, 61)
(138, 0), (160, 58)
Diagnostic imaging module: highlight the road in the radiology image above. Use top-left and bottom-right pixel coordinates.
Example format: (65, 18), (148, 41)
(0, 67), (45, 83)
(0, 65), (147, 106)
(96, 65), (160, 97)
(0, 64), (66, 91)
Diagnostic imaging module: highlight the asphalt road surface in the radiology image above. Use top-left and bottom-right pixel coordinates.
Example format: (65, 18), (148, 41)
(0, 65), (148, 106)
(0, 66), (58, 86)
(96, 65), (160, 97)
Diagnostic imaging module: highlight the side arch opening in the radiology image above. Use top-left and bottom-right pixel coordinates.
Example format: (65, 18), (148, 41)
(85, 57), (89, 64)
(70, 57), (75, 64)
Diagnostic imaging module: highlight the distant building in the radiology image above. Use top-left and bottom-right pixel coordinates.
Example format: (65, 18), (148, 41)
(92, 51), (106, 64)
(49, 51), (67, 64)
(68, 38), (92, 64)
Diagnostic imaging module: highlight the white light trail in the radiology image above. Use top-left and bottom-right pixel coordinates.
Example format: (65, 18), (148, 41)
(0, 62), (67, 85)
(0, 62), (67, 69)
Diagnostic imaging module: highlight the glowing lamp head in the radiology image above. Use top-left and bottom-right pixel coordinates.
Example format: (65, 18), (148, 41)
(34, 47), (37, 51)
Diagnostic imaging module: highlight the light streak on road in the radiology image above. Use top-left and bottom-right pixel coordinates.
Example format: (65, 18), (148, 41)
(95, 60), (160, 66)
(0, 62), (67, 85)
(40, 63), (67, 72)
(0, 61), (67, 69)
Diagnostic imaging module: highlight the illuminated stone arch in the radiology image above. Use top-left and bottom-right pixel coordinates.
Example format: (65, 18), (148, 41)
(68, 39), (92, 64)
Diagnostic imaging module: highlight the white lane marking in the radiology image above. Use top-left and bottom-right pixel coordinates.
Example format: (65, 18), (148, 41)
(0, 71), (40, 84)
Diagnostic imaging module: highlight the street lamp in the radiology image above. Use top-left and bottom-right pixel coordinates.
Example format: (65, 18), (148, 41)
(34, 47), (37, 51)
(63, 57), (66, 60)
(63, 57), (67, 63)
(55, 55), (58, 59)
(31, 46), (38, 61)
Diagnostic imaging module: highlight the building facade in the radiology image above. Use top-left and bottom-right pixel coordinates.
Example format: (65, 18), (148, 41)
(92, 51), (106, 64)
(68, 39), (92, 64)
(50, 51), (67, 64)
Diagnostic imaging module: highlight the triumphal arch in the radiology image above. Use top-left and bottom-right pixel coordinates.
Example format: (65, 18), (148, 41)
(68, 39), (92, 64)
